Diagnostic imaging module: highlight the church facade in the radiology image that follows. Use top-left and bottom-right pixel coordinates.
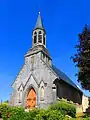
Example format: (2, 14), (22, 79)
(9, 13), (83, 109)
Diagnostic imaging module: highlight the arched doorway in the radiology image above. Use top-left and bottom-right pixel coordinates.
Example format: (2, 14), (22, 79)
(26, 87), (36, 109)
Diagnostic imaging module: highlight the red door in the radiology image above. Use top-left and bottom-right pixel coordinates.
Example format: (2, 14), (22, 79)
(26, 88), (36, 109)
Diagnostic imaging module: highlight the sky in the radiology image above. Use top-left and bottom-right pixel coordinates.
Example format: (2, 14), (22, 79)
(0, 0), (90, 101)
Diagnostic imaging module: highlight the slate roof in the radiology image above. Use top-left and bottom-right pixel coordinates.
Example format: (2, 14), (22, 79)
(35, 12), (44, 29)
(52, 65), (82, 92)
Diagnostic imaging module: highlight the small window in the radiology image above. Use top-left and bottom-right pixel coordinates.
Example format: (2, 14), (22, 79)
(41, 53), (45, 60)
(34, 31), (37, 35)
(19, 90), (22, 103)
(43, 35), (45, 45)
(34, 31), (37, 44)
(38, 31), (42, 43)
(40, 86), (44, 101)
(34, 36), (37, 43)
(43, 53), (45, 59)
(47, 57), (49, 63)
(39, 31), (42, 34)
(38, 35), (42, 43)
(31, 56), (34, 64)
(46, 57), (48, 63)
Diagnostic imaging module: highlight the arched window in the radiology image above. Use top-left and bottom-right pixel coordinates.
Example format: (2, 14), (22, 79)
(31, 56), (34, 64)
(34, 31), (37, 44)
(43, 53), (45, 59)
(40, 86), (44, 101)
(43, 33), (45, 45)
(38, 31), (42, 43)
(39, 31), (42, 34)
(19, 90), (22, 103)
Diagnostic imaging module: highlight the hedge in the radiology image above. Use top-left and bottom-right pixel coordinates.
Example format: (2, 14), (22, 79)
(2, 101), (90, 120)
(48, 101), (76, 117)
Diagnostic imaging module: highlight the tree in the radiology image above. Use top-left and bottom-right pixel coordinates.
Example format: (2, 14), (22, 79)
(72, 25), (90, 90)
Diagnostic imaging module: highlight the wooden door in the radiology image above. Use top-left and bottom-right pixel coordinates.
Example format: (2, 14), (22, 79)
(26, 88), (36, 109)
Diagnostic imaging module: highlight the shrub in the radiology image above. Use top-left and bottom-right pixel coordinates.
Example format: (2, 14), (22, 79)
(46, 110), (64, 120)
(34, 109), (47, 120)
(34, 109), (64, 120)
(8, 111), (32, 120)
(7, 107), (24, 120)
(8, 108), (40, 120)
(48, 101), (76, 117)
(0, 101), (76, 120)
(29, 108), (40, 119)
(0, 104), (9, 119)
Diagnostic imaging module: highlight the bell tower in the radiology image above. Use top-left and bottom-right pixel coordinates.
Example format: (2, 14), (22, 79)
(32, 12), (46, 48)
(25, 12), (52, 67)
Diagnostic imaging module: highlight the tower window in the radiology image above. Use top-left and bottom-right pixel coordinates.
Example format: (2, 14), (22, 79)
(31, 56), (34, 64)
(39, 31), (42, 34)
(43, 53), (45, 59)
(38, 31), (42, 43)
(34, 36), (37, 43)
(34, 31), (37, 44)
(43, 34), (45, 45)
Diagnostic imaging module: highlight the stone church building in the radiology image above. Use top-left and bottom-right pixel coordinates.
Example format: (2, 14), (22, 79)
(9, 13), (84, 109)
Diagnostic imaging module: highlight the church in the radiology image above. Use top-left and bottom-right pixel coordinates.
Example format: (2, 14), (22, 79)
(9, 13), (84, 109)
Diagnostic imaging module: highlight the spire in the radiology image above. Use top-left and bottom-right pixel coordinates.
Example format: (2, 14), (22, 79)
(35, 12), (44, 29)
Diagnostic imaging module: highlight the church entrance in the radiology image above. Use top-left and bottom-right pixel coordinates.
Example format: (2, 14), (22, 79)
(26, 88), (36, 109)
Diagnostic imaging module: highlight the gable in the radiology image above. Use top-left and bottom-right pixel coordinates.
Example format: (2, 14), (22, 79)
(11, 64), (25, 89)
(24, 74), (38, 90)
(18, 83), (24, 91)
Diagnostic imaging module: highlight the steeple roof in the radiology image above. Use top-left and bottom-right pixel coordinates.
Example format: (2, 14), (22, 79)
(35, 12), (44, 29)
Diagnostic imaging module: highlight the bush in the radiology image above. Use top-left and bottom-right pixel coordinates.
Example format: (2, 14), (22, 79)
(0, 101), (76, 120)
(29, 108), (40, 119)
(0, 104), (25, 120)
(7, 108), (40, 120)
(0, 104), (9, 119)
(7, 107), (24, 120)
(8, 111), (32, 120)
(34, 109), (64, 120)
(48, 101), (76, 117)
(46, 110), (64, 120)
(34, 109), (47, 120)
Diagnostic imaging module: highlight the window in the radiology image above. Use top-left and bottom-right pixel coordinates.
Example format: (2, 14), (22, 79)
(39, 31), (42, 34)
(43, 34), (45, 45)
(43, 53), (45, 59)
(46, 57), (49, 63)
(38, 31), (42, 43)
(40, 86), (44, 101)
(31, 56), (34, 64)
(19, 90), (22, 103)
(34, 31), (37, 44)
(34, 36), (37, 43)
